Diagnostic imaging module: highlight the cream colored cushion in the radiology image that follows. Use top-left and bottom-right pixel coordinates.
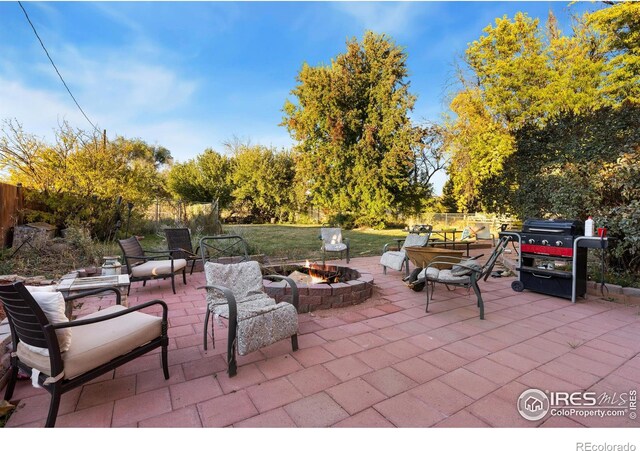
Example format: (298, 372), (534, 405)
(131, 259), (187, 277)
(23, 285), (71, 356)
(324, 242), (347, 252)
(16, 305), (161, 380)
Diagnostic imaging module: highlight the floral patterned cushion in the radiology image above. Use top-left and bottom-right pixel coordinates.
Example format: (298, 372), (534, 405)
(209, 293), (275, 317)
(236, 302), (299, 356)
(204, 261), (264, 307)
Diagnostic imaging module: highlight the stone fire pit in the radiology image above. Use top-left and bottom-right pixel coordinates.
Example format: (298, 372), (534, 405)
(262, 263), (374, 313)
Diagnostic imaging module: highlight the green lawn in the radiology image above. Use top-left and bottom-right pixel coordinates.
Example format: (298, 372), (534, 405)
(142, 224), (409, 262)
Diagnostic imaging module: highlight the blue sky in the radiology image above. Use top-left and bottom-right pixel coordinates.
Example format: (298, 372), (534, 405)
(0, 1), (600, 192)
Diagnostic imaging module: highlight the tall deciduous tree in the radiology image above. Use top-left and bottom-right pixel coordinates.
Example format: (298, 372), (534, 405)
(166, 149), (234, 208)
(282, 31), (418, 227)
(230, 144), (296, 222)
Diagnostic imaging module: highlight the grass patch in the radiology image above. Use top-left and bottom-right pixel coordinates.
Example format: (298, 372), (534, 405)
(139, 224), (408, 262)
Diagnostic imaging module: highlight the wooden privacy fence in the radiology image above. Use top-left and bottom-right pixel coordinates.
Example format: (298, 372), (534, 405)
(0, 182), (24, 248)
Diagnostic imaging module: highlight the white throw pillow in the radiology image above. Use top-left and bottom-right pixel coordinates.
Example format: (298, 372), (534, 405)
(23, 285), (72, 356)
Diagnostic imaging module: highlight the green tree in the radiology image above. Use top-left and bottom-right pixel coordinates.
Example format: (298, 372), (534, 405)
(166, 149), (234, 208)
(230, 144), (296, 222)
(282, 31), (418, 227)
(587, 2), (640, 105)
(0, 119), (170, 238)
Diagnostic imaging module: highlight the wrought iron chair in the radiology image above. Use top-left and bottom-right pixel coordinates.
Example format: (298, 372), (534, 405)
(0, 282), (169, 427)
(380, 225), (433, 276)
(118, 236), (187, 294)
(419, 235), (511, 319)
(198, 235), (299, 377)
(319, 227), (350, 264)
(164, 227), (200, 275)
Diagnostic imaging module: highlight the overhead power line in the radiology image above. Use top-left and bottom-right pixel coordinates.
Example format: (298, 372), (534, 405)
(18, 1), (99, 132)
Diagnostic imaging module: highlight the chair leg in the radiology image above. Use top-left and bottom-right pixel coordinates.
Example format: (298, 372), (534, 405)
(143, 280), (147, 287)
(161, 342), (170, 380)
(227, 341), (237, 377)
(171, 275), (176, 294)
(291, 334), (299, 352)
(45, 383), (62, 428)
(346, 248), (350, 263)
(3, 359), (19, 401)
(425, 281), (433, 313)
(383, 265), (387, 275)
(203, 309), (211, 351)
(190, 260), (196, 275)
(182, 268), (187, 285)
(471, 282), (484, 320)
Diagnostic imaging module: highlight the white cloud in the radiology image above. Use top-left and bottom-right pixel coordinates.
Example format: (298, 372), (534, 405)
(331, 2), (438, 38)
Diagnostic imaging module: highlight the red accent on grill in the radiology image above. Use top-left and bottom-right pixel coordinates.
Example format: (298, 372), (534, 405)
(521, 244), (573, 257)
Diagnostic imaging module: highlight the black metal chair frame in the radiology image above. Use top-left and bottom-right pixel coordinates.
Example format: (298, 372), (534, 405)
(0, 282), (169, 428)
(164, 227), (200, 275)
(422, 235), (511, 319)
(199, 235), (250, 264)
(198, 235), (298, 377)
(199, 275), (299, 377)
(118, 236), (187, 294)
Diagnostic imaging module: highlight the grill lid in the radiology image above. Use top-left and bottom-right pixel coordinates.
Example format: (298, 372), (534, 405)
(522, 218), (584, 236)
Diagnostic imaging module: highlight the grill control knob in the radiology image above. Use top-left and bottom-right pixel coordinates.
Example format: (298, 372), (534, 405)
(541, 240), (549, 246)
(528, 239), (536, 244)
(555, 240), (563, 247)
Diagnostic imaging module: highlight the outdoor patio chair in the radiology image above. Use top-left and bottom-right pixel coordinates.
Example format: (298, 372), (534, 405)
(380, 225), (433, 276)
(164, 227), (200, 275)
(419, 235), (511, 319)
(118, 236), (187, 294)
(199, 234), (250, 264)
(0, 282), (169, 428)
(470, 223), (496, 246)
(199, 260), (299, 377)
(319, 227), (350, 264)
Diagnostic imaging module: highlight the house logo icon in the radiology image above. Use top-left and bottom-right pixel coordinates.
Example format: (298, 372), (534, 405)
(517, 389), (550, 421)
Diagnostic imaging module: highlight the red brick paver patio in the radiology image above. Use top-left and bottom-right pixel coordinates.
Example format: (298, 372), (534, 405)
(3, 252), (640, 427)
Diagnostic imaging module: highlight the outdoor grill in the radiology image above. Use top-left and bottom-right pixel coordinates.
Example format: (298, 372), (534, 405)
(510, 218), (587, 299)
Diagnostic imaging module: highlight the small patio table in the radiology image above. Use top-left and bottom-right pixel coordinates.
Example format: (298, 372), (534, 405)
(56, 274), (130, 318)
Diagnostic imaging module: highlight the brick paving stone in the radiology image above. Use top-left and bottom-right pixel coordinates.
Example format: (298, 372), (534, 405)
(284, 392), (349, 427)
(380, 339), (424, 359)
(540, 415), (585, 428)
(291, 346), (336, 368)
(55, 403), (115, 428)
(255, 354), (304, 379)
(197, 390), (258, 427)
(464, 358), (521, 385)
(373, 325), (412, 342)
(361, 367), (418, 397)
(332, 407), (395, 427)
(136, 365), (185, 394)
(420, 348), (469, 372)
(350, 332), (389, 349)
(486, 349), (540, 373)
(442, 341), (491, 361)
(181, 354), (228, 381)
(245, 377), (303, 413)
(439, 368), (500, 400)
(393, 356), (446, 384)
(287, 365), (342, 396)
(297, 333), (327, 349)
(326, 378), (387, 415)
(215, 363), (266, 394)
(517, 369), (583, 393)
(234, 407), (297, 427)
(410, 379), (474, 416)
(467, 394), (540, 427)
(537, 360), (602, 388)
(433, 410), (490, 427)
(169, 375), (223, 409)
(138, 405), (203, 427)
(373, 392), (446, 427)
(354, 347), (401, 370)
(406, 332), (448, 351)
(77, 375), (136, 410)
(111, 388), (172, 427)
(322, 337), (365, 358)
(324, 355), (374, 381)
